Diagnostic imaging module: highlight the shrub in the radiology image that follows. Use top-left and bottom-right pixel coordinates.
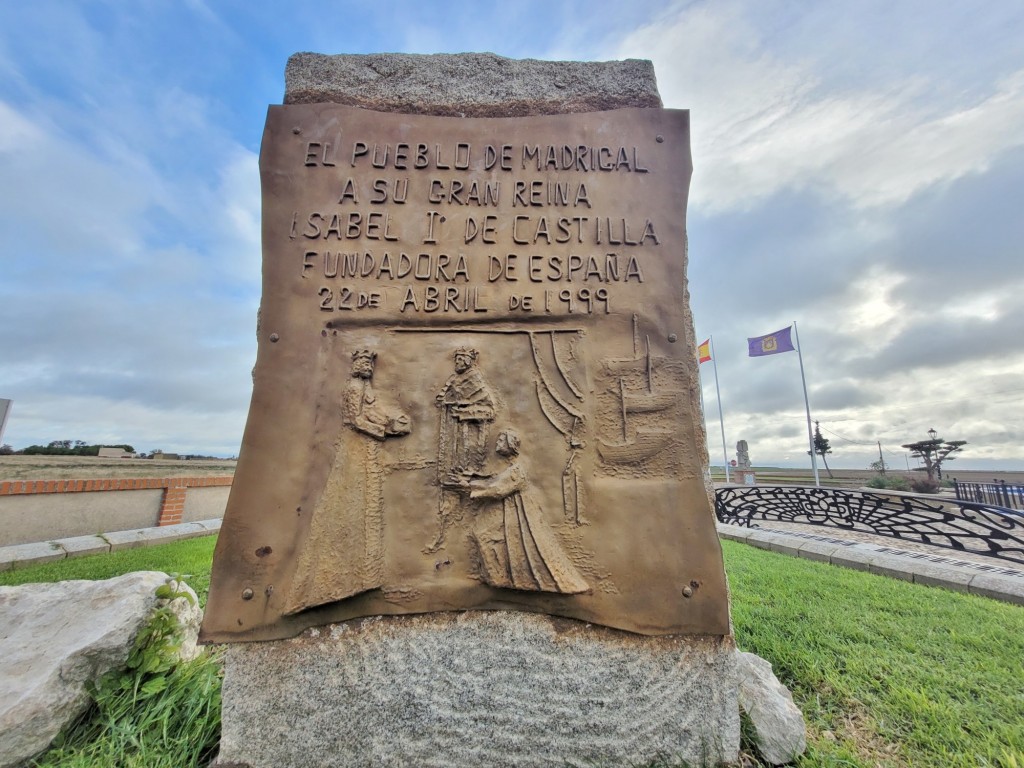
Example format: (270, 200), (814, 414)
(866, 475), (911, 491)
(910, 477), (940, 494)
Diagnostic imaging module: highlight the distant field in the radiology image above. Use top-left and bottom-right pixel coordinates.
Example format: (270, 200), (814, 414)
(0, 454), (237, 480)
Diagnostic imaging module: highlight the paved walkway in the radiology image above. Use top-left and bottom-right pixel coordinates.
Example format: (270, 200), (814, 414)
(719, 522), (1024, 606)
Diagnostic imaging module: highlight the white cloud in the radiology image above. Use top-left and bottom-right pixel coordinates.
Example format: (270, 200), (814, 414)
(212, 147), (262, 281)
(0, 101), (41, 148)
(0, 94), (258, 453)
(613, 3), (1024, 212)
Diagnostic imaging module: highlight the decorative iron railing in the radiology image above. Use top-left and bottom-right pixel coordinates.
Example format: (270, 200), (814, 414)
(954, 479), (1024, 511)
(715, 485), (1024, 566)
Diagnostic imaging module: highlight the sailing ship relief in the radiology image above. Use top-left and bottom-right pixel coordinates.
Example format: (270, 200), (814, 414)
(598, 315), (682, 466)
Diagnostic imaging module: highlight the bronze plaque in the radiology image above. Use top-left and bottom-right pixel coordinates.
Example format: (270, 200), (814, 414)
(200, 105), (730, 642)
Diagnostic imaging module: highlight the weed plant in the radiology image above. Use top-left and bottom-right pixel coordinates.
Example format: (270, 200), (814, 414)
(28, 577), (221, 768)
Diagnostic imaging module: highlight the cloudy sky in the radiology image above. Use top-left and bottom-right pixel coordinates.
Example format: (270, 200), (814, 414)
(1, 0), (1021, 470)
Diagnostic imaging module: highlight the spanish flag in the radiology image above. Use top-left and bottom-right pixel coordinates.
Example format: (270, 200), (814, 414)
(698, 338), (712, 364)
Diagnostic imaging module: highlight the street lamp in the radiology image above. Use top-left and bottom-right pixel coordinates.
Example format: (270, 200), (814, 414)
(927, 428), (940, 480)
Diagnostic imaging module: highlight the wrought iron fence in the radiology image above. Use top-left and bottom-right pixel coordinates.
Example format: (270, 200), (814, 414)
(953, 479), (1024, 511)
(716, 485), (1024, 566)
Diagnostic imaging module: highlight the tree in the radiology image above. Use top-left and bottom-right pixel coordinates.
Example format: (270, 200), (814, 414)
(0, 443), (13, 455)
(808, 420), (834, 478)
(902, 432), (966, 482)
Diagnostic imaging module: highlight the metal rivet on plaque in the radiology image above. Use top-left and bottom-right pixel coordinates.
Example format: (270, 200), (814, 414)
(656, 135), (664, 143)
(242, 588), (254, 600)
(292, 127), (301, 135)
(682, 585), (694, 598)
(668, 333), (678, 343)
(269, 333), (280, 343)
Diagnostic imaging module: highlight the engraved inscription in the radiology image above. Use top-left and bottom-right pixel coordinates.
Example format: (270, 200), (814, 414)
(288, 132), (661, 318)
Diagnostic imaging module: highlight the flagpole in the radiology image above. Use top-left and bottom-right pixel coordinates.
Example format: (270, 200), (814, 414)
(698, 363), (708, 439)
(792, 321), (820, 486)
(709, 335), (730, 483)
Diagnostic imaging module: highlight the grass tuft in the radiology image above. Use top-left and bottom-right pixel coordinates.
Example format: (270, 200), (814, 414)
(32, 652), (222, 768)
(28, 574), (222, 768)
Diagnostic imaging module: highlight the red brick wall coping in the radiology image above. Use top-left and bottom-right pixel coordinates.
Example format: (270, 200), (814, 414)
(0, 476), (234, 496)
(0, 476), (234, 527)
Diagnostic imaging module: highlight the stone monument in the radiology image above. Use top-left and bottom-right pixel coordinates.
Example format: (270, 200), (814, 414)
(202, 52), (738, 767)
(736, 439), (756, 486)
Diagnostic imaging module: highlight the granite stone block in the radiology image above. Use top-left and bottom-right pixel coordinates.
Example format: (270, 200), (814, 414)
(866, 554), (915, 581)
(796, 540), (843, 563)
(968, 573), (1024, 604)
(0, 542), (65, 570)
(52, 535), (111, 559)
(907, 562), (973, 592)
(214, 612), (739, 768)
(284, 53), (661, 116)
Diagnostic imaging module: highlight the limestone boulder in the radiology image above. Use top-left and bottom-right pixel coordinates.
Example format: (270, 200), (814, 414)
(0, 571), (201, 768)
(737, 651), (807, 765)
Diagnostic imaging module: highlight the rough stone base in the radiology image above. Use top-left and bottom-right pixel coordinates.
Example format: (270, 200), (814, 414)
(214, 612), (738, 768)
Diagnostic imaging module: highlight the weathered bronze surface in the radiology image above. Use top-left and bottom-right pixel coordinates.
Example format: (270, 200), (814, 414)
(200, 104), (730, 642)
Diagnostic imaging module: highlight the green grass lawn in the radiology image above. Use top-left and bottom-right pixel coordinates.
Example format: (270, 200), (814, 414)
(3, 535), (1023, 767)
(0, 536), (217, 601)
(724, 540), (1024, 767)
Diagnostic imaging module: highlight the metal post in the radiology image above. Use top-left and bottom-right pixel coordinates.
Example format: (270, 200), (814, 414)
(710, 336), (730, 483)
(792, 321), (820, 486)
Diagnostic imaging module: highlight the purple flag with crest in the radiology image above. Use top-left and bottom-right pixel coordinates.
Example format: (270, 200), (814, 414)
(748, 325), (795, 357)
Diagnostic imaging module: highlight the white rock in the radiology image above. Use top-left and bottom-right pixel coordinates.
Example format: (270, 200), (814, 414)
(737, 651), (807, 765)
(0, 571), (201, 768)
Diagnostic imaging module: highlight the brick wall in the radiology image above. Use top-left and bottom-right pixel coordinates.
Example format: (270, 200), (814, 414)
(0, 476), (234, 528)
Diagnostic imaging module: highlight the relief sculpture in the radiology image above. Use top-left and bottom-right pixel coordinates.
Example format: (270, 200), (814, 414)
(426, 347), (496, 553)
(598, 315), (683, 471)
(453, 428), (589, 594)
(201, 105), (733, 643)
(285, 349), (410, 615)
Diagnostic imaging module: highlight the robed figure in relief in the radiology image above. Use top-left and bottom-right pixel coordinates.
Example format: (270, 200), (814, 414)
(460, 429), (588, 594)
(285, 349), (410, 615)
(425, 347), (496, 552)
(436, 347), (496, 481)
